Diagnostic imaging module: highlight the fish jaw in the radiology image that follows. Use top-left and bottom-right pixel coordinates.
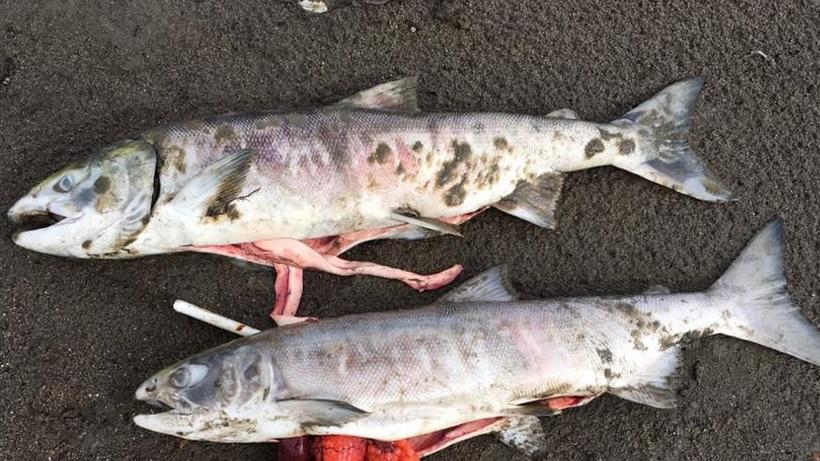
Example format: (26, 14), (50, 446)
(12, 214), (94, 258)
(132, 410), (300, 442)
(134, 381), (302, 443)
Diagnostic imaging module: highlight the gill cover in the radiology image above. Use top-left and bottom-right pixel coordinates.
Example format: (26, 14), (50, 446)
(9, 140), (156, 258)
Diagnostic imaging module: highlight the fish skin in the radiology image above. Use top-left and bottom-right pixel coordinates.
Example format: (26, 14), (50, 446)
(133, 109), (623, 253)
(8, 78), (732, 317)
(8, 77), (729, 257)
(134, 220), (820, 452)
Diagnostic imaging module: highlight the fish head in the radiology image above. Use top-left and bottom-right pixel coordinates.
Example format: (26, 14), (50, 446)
(8, 140), (157, 258)
(134, 342), (287, 442)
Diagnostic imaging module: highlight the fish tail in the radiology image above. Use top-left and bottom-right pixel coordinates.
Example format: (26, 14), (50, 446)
(708, 219), (820, 366)
(611, 77), (733, 201)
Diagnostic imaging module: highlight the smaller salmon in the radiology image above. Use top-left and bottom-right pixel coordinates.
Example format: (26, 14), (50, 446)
(133, 219), (820, 457)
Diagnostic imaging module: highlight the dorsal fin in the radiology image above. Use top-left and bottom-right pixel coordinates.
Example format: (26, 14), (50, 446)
(546, 108), (579, 119)
(332, 77), (419, 112)
(439, 266), (519, 303)
(644, 284), (671, 295)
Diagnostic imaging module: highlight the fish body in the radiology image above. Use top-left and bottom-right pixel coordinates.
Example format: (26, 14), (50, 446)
(134, 220), (820, 456)
(10, 77), (729, 258)
(7, 77), (732, 317)
(136, 109), (623, 253)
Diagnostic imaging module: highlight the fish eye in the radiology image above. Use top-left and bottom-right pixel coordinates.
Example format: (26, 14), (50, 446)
(169, 364), (208, 388)
(52, 175), (74, 193)
(169, 367), (190, 388)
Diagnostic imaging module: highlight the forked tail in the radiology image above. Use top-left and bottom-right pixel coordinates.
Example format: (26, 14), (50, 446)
(610, 219), (819, 410)
(612, 78), (734, 201)
(709, 219), (820, 366)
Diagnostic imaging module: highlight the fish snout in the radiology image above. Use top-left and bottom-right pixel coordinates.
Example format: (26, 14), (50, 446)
(135, 377), (160, 402)
(7, 195), (43, 224)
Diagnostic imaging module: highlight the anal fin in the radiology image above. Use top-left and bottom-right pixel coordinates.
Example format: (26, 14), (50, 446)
(495, 416), (548, 458)
(494, 173), (564, 229)
(610, 345), (682, 409)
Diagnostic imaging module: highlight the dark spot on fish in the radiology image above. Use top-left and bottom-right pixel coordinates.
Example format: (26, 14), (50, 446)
(183, 120), (206, 131)
(618, 139), (636, 155)
(659, 334), (678, 350)
(737, 325), (755, 337)
(437, 141), (471, 187)
(576, 333), (585, 340)
(262, 386), (270, 400)
(214, 125), (236, 144)
(596, 348), (613, 363)
(396, 163), (405, 175)
(648, 320), (662, 332)
(162, 146), (187, 174)
(472, 122), (484, 134)
(93, 176), (111, 194)
(317, 122), (349, 167)
(235, 324), (246, 332)
(285, 113), (307, 126)
(443, 176), (468, 207)
(494, 137), (509, 150)
(604, 368), (613, 379)
(614, 302), (639, 316)
(631, 330), (648, 351)
(82, 240), (92, 249)
(255, 116), (282, 130)
(584, 138), (605, 158)
(412, 141), (424, 152)
(368, 142), (392, 164)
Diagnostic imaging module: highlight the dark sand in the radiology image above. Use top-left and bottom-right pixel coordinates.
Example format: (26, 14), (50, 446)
(1, 1), (818, 460)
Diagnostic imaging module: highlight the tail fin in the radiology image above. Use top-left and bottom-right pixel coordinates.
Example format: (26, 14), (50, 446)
(709, 219), (820, 366)
(612, 78), (733, 201)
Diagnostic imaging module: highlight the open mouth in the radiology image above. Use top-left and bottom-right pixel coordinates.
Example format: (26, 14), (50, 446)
(11, 210), (66, 232)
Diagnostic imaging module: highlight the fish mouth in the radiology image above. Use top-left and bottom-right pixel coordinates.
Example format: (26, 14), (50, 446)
(10, 210), (83, 253)
(10, 209), (67, 231)
(134, 382), (202, 437)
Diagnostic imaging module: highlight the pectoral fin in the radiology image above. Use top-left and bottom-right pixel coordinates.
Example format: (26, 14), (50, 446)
(169, 149), (256, 220)
(494, 173), (564, 229)
(390, 210), (462, 236)
(277, 399), (370, 429)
